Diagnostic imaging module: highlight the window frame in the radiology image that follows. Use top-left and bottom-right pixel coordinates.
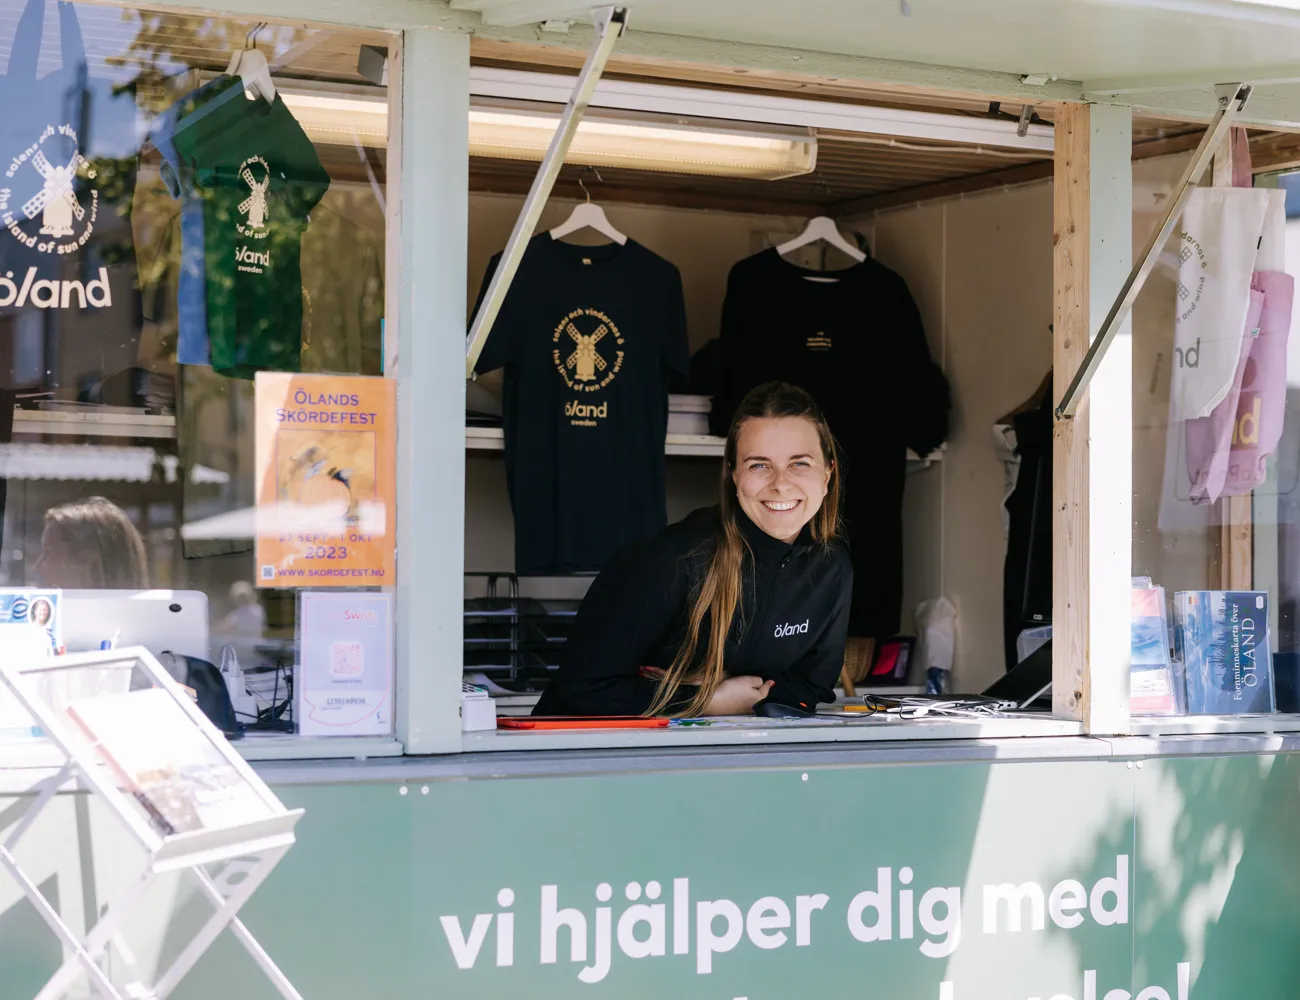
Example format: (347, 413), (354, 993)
(443, 98), (1137, 753)
(0, 1), (408, 764)
(1124, 164), (1300, 737)
(18, 7), (1299, 761)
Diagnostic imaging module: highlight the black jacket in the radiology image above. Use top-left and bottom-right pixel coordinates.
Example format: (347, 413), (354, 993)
(534, 505), (853, 716)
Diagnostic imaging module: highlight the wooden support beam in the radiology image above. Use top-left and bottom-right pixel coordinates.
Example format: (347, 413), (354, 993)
(830, 159), (1053, 216)
(1211, 133), (1255, 592)
(831, 129), (1206, 219)
(469, 37), (1071, 111)
(1245, 129), (1300, 175)
(1131, 129), (1207, 162)
(1053, 103), (1133, 733)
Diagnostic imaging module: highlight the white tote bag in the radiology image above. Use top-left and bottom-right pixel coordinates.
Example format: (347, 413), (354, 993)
(1172, 187), (1272, 420)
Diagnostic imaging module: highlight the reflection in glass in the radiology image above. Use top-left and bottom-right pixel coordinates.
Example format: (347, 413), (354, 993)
(0, 0), (390, 735)
(34, 495), (147, 589)
(1134, 150), (1299, 717)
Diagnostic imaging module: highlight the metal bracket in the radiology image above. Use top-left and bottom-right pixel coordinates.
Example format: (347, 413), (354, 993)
(1016, 104), (1034, 137)
(1055, 82), (1252, 419)
(465, 6), (629, 378)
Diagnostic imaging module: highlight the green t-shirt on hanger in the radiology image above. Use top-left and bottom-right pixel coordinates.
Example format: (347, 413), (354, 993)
(171, 75), (331, 379)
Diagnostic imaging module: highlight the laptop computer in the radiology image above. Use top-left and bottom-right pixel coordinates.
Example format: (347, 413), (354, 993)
(978, 637), (1053, 709)
(862, 639), (1053, 714)
(62, 590), (210, 661)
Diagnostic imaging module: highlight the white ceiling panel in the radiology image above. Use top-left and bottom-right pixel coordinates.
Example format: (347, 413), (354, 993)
(464, 0), (1300, 89)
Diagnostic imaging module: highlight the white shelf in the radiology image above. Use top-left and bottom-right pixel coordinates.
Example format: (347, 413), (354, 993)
(13, 409), (177, 440)
(466, 425), (721, 456)
(465, 426), (943, 468)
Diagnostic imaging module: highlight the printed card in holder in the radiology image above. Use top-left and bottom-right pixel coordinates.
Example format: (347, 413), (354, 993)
(297, 591), (394, 736)
(1130, 585), (1179, 716)
(0, 588), (62, 652)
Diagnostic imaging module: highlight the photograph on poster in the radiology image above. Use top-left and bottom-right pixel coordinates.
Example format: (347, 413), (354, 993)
(255, 373), (396, 588)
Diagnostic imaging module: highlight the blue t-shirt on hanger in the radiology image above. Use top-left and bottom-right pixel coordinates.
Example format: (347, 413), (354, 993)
(149, 76), (237, 367)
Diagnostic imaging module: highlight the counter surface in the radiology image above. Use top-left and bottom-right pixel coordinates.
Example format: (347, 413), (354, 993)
(6, 728), (1300, 794)
(250, 730), (1300, 785)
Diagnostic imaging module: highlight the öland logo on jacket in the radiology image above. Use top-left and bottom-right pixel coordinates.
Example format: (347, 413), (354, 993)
(774, 619), (810, 638)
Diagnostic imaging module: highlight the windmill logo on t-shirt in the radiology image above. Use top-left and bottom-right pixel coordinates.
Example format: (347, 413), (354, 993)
(237, 155), (271, 238)
(567, 324), (606, 381)
(26, 147), (86, 238)
(552, 307), (626, 392)
(2, 124), (99, 255)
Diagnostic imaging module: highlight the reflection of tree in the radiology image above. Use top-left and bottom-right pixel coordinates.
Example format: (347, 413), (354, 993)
(83, 154), (136, 268)
(1036, 751), (1300, 995)
(105, 14), (303, 116)
(1141, 754), (1300, 994)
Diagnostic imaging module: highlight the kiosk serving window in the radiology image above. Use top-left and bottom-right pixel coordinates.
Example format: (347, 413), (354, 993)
(459, 62), (1092, 746)
(0, 0), (395, 746)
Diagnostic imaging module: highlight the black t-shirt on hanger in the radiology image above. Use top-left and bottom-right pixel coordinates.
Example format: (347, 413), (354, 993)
(472, 234), (690, 575)
(711, 248), (950, 639)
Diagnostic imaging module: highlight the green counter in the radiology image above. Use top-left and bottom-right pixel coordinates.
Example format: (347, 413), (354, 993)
(2, 735), (1298, 999)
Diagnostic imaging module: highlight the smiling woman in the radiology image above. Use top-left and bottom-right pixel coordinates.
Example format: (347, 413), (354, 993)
(532, 382), (853, 719)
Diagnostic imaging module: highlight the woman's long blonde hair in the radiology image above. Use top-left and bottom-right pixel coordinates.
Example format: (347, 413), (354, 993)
(645, 383), (842, 717)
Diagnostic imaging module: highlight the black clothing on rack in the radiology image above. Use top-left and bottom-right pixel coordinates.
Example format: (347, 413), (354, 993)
(472, 235), (690, 575)
(710, 248), (949, 638)
(534, 504), (853, 716)
(1002, 384), (1054, 669)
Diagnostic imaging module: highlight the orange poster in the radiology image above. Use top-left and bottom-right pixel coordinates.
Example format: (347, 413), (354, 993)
(254, 373), (396, 588)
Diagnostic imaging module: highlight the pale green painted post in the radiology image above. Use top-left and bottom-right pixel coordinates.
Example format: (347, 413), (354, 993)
(1085, 102), (1134, 734)
(394, 28), (469, 753)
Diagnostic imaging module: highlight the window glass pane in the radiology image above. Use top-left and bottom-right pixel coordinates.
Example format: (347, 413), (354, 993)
(0, 0), (392, 741)
(1133, 151), (1296, 719)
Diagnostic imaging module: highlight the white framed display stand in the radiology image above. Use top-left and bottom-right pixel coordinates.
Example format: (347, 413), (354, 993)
(0, 647), (306, 1000)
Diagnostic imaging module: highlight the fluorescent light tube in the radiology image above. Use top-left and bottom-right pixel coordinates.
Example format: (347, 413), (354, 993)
(279, 64), (1052, 174)
(468, 66), (1055, 152)
(278, 89), (817, 179)
(278, 91), (388, 144)
(467, 110), (816, 179)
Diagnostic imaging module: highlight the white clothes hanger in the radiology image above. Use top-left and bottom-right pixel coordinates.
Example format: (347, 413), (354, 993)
(776, 216), (866, 264)
(226, 23), (275, 102)
(549, 173), (627, 246)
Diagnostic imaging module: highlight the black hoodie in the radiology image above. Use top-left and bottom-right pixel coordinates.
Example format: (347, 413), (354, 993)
(534, 505), (853, 716)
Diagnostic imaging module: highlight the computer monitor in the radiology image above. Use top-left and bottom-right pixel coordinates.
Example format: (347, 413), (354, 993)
(62, 590), (210, 661)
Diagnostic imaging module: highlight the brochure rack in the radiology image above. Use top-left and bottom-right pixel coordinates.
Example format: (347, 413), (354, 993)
(0, 647), (305, 1000)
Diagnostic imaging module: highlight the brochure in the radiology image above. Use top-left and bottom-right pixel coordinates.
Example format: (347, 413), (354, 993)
(1173, 590), (1276, 714)
(1131, 585), (1179, 715)
(66, 687), (271, 836)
